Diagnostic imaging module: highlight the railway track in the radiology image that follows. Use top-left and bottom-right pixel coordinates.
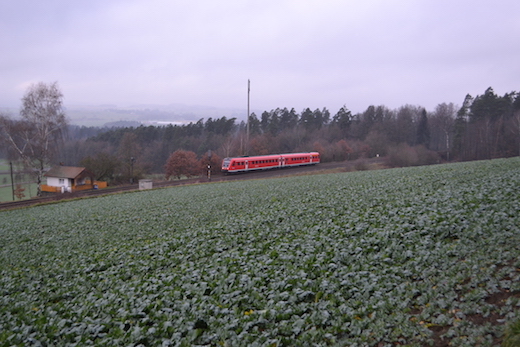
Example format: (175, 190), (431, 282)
(0, 160), (371, 211)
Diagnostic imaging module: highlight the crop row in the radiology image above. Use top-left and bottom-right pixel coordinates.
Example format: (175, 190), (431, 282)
(1, 158), (519, 346)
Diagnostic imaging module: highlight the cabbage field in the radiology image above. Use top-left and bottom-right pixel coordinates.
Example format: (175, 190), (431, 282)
(1, 158), (519, 346)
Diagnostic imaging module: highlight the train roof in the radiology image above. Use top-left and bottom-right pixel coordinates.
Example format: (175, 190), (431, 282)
(224, 152), (319, 160)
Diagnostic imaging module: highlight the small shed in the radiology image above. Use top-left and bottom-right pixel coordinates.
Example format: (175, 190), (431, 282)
(42, 166), (106, 193)
(139, 179), (153, 190)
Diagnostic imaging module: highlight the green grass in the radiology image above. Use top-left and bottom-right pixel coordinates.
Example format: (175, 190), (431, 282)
(503, 318), (520, 347)
(1, 158), (519, 346)
(0, 160), (38, 202)
(0, 160), (15, 202)
(0, 184), (38, 202)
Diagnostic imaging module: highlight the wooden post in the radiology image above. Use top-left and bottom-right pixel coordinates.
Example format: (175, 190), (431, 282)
(9, 161), (15, 201)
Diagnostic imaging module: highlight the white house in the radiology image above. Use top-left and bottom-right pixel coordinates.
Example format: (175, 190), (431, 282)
(43, 166), (103, 193)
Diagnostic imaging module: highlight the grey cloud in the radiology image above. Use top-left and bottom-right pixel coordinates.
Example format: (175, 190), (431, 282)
(1, 0), (519, 114)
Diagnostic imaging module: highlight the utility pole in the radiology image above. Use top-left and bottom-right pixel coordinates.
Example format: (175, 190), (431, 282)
(130, 157), (135, 184)
(246, 79), (250, 156)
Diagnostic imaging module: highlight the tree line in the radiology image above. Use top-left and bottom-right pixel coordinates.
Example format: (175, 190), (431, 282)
(2, 83), (519, 190)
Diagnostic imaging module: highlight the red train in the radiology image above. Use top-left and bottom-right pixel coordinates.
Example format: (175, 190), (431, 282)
(221, 152), (320, 173)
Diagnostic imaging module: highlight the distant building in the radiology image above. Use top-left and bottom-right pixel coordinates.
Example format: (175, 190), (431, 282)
(42, 166), (107, 193)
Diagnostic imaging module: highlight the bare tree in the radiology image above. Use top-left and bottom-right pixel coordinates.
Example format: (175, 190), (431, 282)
(0, 82), (67, 196)
(430, 103), (456, 161)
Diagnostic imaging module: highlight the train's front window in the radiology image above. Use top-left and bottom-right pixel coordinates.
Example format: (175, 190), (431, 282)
(223, 159), (231, 167)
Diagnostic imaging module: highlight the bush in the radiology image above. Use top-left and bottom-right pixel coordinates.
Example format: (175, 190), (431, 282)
(164, 150), (200, 179)
(353, 158), (370, 171)
(415, 145), (441, 166)
(386, 143), (440, 167)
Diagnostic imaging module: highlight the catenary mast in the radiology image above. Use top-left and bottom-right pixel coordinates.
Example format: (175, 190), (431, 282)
(246, 79), (250, 155)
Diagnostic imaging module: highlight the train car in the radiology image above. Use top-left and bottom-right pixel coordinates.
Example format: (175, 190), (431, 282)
(221, 152), (320, 173)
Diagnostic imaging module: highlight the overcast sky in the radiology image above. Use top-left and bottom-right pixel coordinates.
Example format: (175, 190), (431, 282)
(1, 0), (519, 115)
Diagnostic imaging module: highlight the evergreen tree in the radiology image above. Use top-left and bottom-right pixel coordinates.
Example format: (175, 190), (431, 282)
(332, 106), (353, 130)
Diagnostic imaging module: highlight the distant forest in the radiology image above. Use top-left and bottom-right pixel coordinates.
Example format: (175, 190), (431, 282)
(55, 87), (519, 182)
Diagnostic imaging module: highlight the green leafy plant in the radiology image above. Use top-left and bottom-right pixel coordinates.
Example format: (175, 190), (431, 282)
(1, 157), (519, 345)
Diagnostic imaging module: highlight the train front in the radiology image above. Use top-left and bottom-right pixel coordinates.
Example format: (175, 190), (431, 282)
(221, 157), (231, 173)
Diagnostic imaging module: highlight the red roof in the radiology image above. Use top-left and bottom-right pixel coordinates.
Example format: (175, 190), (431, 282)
(44, 166), (91, 179)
